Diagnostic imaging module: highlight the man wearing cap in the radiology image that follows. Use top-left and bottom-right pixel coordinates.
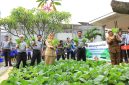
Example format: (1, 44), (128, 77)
(30, 35), (43, 66)
(1, 35), (13, 67)
(15, 35), (27, 68)
(76, 31), (86, 61)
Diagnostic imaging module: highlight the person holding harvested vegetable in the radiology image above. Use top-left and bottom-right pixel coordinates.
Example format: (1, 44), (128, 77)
(107, 31), (121, 65)
(118, 31), (126, 63)
(76, 31), (86, 61)
(15, 35), (27, 68)
(71, 39), (76, 60)
(30, 35), (43, 66)
(65, 37), (72, 59)
(1, 35), (13, 67)
(57, 40), (65, 61)
(45, 33), (58, 65)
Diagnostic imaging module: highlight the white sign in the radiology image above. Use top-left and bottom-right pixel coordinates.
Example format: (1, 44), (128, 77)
(86, 41), (110, 61)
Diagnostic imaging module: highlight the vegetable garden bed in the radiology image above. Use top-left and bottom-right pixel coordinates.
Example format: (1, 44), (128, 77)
(1, 60), (129, 85)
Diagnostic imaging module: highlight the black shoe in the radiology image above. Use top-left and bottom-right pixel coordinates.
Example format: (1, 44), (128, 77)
(4, 65), (8, 67)
(9, 65), (13, 67)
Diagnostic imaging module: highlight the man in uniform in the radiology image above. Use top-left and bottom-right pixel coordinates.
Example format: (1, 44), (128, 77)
(2, 35), (13, 67)
(15, 35), (27, 68)
(30, 35), (43, 66)
(76, 31), (86, 61)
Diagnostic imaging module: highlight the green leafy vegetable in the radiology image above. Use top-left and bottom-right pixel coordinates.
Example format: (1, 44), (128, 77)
(112, 28), (119, 34)
(15, 39), (21, 45)
(73, 37), (79, 44)
(51, 38), (59, 47)
(82, 38), (87, 43)
(25, 39), (31, 46)
(1, 60), (129, 85)
(31, 36), (35, 41)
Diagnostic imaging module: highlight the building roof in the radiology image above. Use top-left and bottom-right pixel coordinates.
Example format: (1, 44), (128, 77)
(89, 12), (129, 30)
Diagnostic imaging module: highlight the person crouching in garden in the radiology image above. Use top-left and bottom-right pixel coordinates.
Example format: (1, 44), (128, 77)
(45, 33), (56, 65)
(57, 40), (65, 61)
(30, 35), (43, 66)
(2, 35), (13, 67)
(107, 31), (122, 65)
(15, 35), (27, 68)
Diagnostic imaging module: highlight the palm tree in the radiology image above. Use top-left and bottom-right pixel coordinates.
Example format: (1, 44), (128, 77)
(84, 28), (102, 42)
(37, 0), (61, 11)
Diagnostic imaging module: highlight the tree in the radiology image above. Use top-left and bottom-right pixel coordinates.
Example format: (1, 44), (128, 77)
(0, 7), (71, 39)
(84, 28), (102, 42)
(111, 0), (129, 14)
(37, 0), (61, 11)
(33, 9), (71, 38)
(0, 16), (19, 37)
(46, 11), (71, 32)
(10, 7), (35, 39)
(33, 9), (49, 37)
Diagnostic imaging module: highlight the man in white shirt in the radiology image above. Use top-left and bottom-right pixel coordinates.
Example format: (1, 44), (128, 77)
(2, 35), (13, 67)
(15, 35), (27, 68)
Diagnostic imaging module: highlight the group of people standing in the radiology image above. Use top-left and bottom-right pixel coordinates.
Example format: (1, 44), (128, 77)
(56, 31), (86, 61)
(107, 28), (129, 65)
(1, 34), (43, 68)
(1, 31), (86, 68)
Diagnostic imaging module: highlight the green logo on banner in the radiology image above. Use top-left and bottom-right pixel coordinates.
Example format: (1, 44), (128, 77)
(86, 49), (92, 58)
(100, 48), (110, 60)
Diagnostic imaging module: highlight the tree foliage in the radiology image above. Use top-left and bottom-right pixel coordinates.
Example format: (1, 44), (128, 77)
(0, 7), (71, 39)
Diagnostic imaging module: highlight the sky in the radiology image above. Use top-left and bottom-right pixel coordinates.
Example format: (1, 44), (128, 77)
(0, 0), (128, 24)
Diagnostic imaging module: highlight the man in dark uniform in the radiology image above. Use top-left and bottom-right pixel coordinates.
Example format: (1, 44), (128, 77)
(76, 31), (86, 61)
(30, 35), (43, 66)
(2, 35), (13, 67)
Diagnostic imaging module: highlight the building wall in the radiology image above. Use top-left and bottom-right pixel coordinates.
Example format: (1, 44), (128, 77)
(57, 25), (104, 42)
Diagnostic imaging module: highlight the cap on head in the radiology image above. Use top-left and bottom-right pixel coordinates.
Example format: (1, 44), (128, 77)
(19, 35), (24, 38)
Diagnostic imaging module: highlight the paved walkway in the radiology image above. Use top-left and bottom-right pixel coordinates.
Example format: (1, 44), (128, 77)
(0, 67), (13, 83)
